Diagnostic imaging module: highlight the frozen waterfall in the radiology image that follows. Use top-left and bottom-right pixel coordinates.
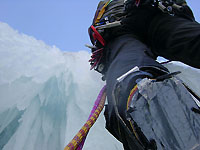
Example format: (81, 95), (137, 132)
(0, 21), (200, 150)
(0, 22), (123, 150)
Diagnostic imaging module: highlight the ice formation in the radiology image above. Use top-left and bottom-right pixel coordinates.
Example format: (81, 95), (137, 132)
(0, 21), (200, 150)
(0, 22), (123, 150)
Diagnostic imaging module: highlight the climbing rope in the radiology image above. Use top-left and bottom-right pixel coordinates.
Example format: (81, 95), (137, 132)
(64, 85), (106, 150)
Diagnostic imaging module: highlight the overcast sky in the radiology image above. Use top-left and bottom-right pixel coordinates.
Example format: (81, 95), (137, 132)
(0, 0), (199, 52)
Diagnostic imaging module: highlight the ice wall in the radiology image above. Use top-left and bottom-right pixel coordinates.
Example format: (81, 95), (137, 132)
(164, 62), (200, 106)
(0, 22), (123, 150)
(1, 21), (200, 150)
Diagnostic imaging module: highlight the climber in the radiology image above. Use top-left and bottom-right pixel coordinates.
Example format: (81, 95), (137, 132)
(88, 0), (200, 149)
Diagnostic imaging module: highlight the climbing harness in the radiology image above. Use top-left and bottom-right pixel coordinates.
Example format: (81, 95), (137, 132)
(87, 0), (112, 73)
(87, 0), (125, 74)
(64, 86), (106, 150)
(124, 0), (185, 15)
(88, 0), (190, 74)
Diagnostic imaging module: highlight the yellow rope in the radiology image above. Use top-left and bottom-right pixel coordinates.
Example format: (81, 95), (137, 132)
(126, 85), (141, 142)
(127, 85), (138, 109)
(64, 92), (106, 150)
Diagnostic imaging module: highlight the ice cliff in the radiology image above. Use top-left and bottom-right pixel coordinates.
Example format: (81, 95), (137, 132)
(0, 21), (200, 150)
(0, 22), (123, 150)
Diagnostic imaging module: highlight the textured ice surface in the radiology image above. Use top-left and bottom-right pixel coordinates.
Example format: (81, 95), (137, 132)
(0, 22), (123, 150)
(164, 62), (200, 107)
(0, 21), (200, 150)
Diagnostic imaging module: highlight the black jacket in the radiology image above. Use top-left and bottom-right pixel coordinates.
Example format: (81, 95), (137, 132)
(148, 14), (200, 68)
(122, 5), (200, 69)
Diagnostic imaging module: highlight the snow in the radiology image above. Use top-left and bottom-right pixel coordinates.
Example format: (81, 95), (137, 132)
(0, 22), (123, 150)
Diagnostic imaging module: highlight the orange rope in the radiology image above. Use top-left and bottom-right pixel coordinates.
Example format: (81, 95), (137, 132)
(126, 85), (141, 142)
(127, 85), (138, 109)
